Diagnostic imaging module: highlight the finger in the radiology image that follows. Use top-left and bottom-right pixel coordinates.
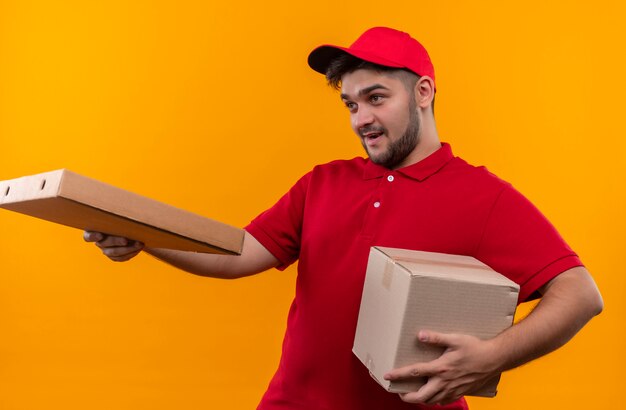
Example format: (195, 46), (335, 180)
(400, 384), (461, 407)
(107, 248), (143, 262)
(424, 388), (455, 406)
(425, 378), (469, 406)
(101, 241), (144, 259)
(83, 231), (104, 242)
(384, 361), (439, 380)
(418, 330), (460, 348)
(95, 235), (131, 248)
(398, 377), (443, 404)
(386, 331), (462, 381)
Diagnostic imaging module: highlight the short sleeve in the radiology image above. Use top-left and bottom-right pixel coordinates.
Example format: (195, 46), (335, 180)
(476, 185), (583, 302)
(244, 172), (311, 270)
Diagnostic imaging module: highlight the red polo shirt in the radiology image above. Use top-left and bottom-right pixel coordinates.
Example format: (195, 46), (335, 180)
(246, 143), (582, 410)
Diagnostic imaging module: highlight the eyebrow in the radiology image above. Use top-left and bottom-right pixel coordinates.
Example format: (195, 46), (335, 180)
(340, 83), (390, 100)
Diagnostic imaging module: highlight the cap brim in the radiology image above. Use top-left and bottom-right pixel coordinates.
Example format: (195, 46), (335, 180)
(308, 45), (405, 75)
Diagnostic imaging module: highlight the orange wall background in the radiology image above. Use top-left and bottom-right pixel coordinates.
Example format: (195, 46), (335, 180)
(1, 1), (624, 409)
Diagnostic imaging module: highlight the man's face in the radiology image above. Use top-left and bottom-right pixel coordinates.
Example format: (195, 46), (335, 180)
(340, 69), (420, 170)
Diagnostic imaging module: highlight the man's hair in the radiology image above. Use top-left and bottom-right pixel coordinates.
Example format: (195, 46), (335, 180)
(325, 53), (435, 113)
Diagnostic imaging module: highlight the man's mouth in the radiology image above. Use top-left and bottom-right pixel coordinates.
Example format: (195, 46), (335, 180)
(361, 131), (384, 145)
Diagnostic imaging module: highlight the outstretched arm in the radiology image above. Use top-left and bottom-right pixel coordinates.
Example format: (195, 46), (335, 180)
(384, 266), (603, 405)
(84, 230), (279, 279)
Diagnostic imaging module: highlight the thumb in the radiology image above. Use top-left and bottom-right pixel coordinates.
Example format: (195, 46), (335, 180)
(83, 231), (104, 243)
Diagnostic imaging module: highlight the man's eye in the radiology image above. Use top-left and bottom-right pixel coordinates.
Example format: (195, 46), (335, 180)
(370, 95), (384, 103)
(345, 102), (357, 111)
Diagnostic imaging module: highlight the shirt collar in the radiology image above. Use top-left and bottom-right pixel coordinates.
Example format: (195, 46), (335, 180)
(363, 142), (454, 181)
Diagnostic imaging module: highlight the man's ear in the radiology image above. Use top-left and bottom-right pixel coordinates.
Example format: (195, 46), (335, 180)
(414, 76), (435, 109)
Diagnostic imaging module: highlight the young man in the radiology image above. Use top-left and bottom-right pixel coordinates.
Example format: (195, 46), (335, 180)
(85, 27), (603, 409)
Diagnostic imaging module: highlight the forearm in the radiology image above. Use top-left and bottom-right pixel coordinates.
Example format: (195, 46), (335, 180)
(490, 266), (603, 372)
(145, 248), (241, 279)
(144, 231), (279, 279)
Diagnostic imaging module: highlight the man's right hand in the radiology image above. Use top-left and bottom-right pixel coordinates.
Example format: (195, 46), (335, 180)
(83, 231), (144, 262)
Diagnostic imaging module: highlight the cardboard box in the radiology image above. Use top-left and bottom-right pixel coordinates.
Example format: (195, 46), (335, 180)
(0, 169), (244, 254)
(353, 247), (520, 397)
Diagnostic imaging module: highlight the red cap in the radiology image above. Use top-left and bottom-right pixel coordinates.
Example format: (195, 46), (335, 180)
(308, 27), (435, 86)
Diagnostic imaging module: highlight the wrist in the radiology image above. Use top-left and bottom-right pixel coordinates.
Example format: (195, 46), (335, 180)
(483, 335), (510, 374)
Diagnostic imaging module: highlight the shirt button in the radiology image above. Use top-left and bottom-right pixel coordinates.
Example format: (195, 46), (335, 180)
(387, 175), (394, 182)
(373, 201), (381, 208)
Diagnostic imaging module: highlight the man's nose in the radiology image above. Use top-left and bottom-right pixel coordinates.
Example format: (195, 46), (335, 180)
(353, 106), (375, 129)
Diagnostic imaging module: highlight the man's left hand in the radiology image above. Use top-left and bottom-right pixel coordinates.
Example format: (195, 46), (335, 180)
(384, 330), (500, 406)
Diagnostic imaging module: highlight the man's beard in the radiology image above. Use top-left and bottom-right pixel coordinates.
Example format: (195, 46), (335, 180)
(361, 102), (421, 169)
